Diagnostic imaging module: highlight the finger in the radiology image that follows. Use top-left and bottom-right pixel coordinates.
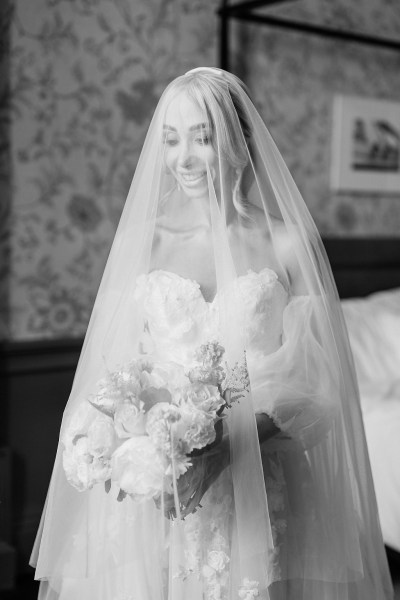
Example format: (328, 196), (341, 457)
(181, 487), (204, 518)
(168, 507), (176, 520)
(156, 492), (176, 516)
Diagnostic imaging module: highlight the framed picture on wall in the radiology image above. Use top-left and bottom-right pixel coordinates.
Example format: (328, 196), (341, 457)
(331, 95), (400, 193)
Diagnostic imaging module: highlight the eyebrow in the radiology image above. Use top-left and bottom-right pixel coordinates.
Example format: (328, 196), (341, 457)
(163, 123), (209, 132)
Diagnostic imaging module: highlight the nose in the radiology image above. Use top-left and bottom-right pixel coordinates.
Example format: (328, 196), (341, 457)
(177, 141), (192, 169)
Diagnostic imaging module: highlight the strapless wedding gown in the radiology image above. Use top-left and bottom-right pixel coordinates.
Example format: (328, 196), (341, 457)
(37, 268), (391, 600)
(134, 268), (334, 446)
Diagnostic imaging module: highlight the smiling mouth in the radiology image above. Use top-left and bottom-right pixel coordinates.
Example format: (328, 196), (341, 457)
(178, 171), (207, 184)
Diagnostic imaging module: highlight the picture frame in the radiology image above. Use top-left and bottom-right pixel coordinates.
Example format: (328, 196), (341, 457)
(331, 95), (400, 193)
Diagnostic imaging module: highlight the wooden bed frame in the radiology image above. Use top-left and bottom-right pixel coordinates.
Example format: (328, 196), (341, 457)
(323, 238), (400, 299)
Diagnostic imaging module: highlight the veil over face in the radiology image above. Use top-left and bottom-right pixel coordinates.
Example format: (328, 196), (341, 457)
(31, 68), (392, 600)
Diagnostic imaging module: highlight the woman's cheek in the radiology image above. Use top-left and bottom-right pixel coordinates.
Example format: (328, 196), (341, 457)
(203, 148), (218, 171)
(164, 150), (177, 174)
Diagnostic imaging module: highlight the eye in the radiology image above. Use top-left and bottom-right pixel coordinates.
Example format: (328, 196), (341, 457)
(195, 134), (210, 146)
(163, 136), (179, 147)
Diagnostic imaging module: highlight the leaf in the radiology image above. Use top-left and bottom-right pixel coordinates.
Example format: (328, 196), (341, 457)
(89, 399), (115, 418)
(117, 489), (127, 502)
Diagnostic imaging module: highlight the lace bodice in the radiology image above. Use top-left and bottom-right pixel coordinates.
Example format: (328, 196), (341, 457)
(134, 268), (289, 368)
(134, 268), (336, 448)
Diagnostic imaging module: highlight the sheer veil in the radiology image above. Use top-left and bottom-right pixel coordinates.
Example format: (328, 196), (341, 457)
(30, 67), (392, 600)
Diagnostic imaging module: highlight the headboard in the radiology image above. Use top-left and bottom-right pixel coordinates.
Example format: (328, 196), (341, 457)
(322, 238), (400, 299)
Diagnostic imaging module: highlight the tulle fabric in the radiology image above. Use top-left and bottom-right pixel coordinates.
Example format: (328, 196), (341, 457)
(30, 68), (393, 600)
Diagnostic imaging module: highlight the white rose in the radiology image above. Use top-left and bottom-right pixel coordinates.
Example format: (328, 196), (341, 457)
(111, 436), (165, 500)
(207, 550), (230, 573)
(190, 383), (224, 414)
(114, 402), (146, 438)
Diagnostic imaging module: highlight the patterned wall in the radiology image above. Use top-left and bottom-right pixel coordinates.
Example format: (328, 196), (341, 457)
(1, 0), (400, 340)
(1, 0), (218, 340)
(232, 0), (400, 236)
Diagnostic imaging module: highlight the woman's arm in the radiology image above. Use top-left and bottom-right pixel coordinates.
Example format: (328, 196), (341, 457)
(256, 412), (281, 444)
(157, 413), (281, 519)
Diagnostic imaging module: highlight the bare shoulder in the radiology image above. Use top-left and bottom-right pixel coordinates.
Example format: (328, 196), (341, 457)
(243, 205), (293, 253)
(270, 219), (298, 265)
(271, 220), (309, 294)
(244, 206), (307, 294)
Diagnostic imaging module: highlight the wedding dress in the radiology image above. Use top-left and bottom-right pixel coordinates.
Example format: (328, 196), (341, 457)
(31, 68), (393, 600)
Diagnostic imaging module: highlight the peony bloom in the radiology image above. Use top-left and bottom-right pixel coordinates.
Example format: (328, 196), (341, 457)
(63, 347), (233, 502)
(63, 436), (111, 491)
(111, 436), (165, 501)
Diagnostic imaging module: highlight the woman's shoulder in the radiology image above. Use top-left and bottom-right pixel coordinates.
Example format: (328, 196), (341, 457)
(238, 204), (290, 244)
(240, 205), (307, 294)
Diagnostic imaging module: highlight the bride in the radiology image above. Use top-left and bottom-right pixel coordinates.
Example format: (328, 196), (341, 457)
(31, 68), (393, 600)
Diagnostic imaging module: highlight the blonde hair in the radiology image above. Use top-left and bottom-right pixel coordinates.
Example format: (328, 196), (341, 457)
(163, 69), (253, 219)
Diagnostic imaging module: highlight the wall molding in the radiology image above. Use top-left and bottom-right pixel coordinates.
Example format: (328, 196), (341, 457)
(1, 337), (83, 574)
(0, 337), (83, 375)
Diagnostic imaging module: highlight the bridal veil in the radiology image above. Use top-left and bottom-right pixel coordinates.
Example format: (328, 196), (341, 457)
(30, 67), (392, 600)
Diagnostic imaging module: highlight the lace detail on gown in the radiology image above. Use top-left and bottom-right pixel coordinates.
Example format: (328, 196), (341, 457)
(132, 268), (288, 599)
(36, 268), (380, 600)
(133, 267), (288, 368)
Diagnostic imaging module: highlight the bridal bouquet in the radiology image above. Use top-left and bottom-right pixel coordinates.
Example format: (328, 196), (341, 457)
(62, 342), (249, 502)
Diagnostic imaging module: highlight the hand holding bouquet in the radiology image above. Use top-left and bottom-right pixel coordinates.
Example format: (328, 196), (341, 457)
(62, 341), (249, 507)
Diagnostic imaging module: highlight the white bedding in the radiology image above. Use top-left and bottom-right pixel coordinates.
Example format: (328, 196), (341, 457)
(342, 288), (400, 552)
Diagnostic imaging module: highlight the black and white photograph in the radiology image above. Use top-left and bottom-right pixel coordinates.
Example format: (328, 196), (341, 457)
(1, 1), (400, 599)
(331, 94), (400, 192)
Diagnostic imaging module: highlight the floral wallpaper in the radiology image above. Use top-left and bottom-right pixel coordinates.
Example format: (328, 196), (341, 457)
(0, 2), (12, 341)
(2, 0), (400, 340)
(232, 0), (400, 236)
(1, 0), (218, 339)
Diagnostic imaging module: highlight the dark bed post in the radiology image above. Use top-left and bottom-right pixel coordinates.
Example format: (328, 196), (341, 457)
(219, 0), (229, 71)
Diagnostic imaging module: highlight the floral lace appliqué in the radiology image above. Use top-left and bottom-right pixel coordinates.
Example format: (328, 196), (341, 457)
(202, 549), (230, 600)
(238, 578), (260, 599)
(265, 457), (287, 552)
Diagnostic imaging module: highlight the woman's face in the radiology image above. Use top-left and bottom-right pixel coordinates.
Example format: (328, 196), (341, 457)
(163, 92), (219, 200)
